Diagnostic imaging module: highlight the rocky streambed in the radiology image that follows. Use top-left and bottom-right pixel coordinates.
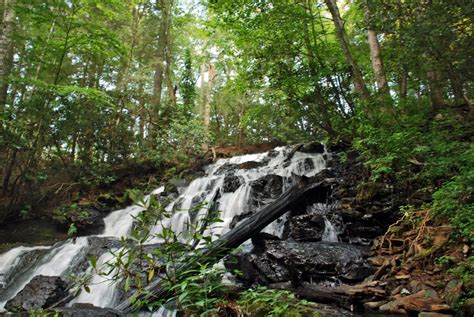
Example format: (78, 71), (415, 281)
(0, 144), (466, 316)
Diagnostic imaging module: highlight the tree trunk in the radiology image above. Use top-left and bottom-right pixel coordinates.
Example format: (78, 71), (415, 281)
(199, 63), (206, 118)
(450, 73), (465, 106)
(203, 63), (215, 130)
(426, 69), (444, 112)
(0, 0), (15, 106)
(364, 1), (390, 98)
(237, 99), (246, 148)
(399, 69), (407, 101)
(324, 0), (369, 101)
(115, 177), (330, 313)
(163, 0), (176, 108)
(2, 148), (17, 195)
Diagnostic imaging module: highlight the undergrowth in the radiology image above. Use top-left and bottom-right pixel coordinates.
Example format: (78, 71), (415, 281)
(354, 104), (473, 309)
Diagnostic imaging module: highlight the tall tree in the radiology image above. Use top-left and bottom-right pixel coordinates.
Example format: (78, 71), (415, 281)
(363, 0), (390, 98)
(325, 0), (369, 101)
(0, 0), (15, 106)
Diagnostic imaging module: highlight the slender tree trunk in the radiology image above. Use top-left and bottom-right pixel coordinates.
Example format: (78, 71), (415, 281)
(450, 73), (465, 106)
(152, 2), (167, 114)
(426, 69), (444, 112)
(237, 99), (246, 148)
(54, 21), (72, 85)
(2, 148), (17, 195)
(163, 0), (176, 108)
(324, 0), (369, 101)
(199, 63), (206, 118)
(0, 0), (15, 106)
(399, 68), (408, 101)
(203, 63), (215, 130)
(364, 1), (390, 98)
(0, 0), (5, 32)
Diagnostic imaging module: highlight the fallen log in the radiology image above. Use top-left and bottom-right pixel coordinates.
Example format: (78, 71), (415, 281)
(115, 176), (329, 313)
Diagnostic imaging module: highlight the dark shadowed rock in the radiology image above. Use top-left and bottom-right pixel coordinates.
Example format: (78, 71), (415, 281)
(303, 158), (315, 172)
(237, 161), (265, 170)
(56, 303), (121, 316)
(5, 275), (68, 312)
(223, 173), (243, 193)
(215, 163), (236, 175)
(226, 240), (374, 286)
(290, 214), (325, 241)
(249, 175), (283, 207)
(300, 142), (325, 154)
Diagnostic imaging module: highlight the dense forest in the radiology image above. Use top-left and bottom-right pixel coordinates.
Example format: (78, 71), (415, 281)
(0, 0), (473, 316)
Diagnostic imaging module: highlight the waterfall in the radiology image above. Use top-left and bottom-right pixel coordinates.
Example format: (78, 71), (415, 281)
(0, 145), (327, 312)
(322, 217), (339, 242)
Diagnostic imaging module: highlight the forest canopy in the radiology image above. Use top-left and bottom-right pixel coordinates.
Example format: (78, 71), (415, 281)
(0, 0), (472, 227)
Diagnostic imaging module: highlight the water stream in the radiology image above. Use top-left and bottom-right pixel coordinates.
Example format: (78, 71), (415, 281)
(0, 146), (327, 313)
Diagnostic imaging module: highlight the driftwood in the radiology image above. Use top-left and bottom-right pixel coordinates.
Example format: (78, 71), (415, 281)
(115, 177), (327, 313)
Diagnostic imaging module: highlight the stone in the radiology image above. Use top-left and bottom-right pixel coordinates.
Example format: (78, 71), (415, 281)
(379, 300), (407, 314)
(289, 214), (324, 241)
(249, 175), (283, 207)
(300, 142), (325, 154)
(237, 161), (265, 170)
(226, 240), (375, 285)
(5, 275), (68, 312)
(56, 303), (121, 316)
(223, 173), (243, 193)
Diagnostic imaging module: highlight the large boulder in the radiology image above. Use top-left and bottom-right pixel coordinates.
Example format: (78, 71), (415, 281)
(5, 275), (68, 312)
(249, 175), (283, 208)
(226, 240), (374, 286)
(223, 173), (243, 193)
(289, 214), (325, 242)
(300, 142), (325, 154)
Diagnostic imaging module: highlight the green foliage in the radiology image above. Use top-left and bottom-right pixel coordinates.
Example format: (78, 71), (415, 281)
(152, 117), (209, 168)
(354, 106), (473, 243)
(432, 169), (474, 244)
(237, 287), (320, 317)
(67, 223), (78, 237)
(448, 256), (474, 299)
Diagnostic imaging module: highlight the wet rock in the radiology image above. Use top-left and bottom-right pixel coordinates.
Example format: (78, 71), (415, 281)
(5, 275), (68, 312)
(0, 247), (50, 291)
(71, 237), (121, 275)
(249, 175), (283, 207)
(56, 303), (121, 316)
(227, 240), (374, 286)
(303, 158), (315, 172)
(223, 173), (243, 193)
(300, 142), (325, 154)
(267, 149), (279, 157)
(215, 163), (236, 175)
(289, 214), (324, 241)
(237, 161), (265, 170)
(251, 232), (280, 247)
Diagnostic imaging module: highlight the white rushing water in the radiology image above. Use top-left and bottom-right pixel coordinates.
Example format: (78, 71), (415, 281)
(0, 146), (327, 313)
(322, 216), (339, 242)
(0, 237), (89, 310)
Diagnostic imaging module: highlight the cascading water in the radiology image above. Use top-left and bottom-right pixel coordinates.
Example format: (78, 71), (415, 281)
(307, 203), (339, 242)
(0, 146), (327, 313)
